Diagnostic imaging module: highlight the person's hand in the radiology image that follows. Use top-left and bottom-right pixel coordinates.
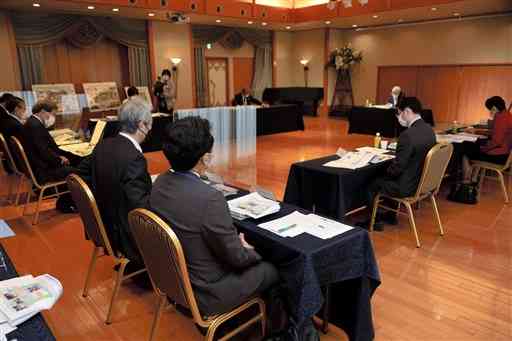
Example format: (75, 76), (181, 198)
(60, 156), (70, 166)
(239, 233), (254, 250)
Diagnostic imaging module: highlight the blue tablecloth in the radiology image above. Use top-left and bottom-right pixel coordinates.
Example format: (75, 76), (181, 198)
(0, 244), (56, 341)
(233, 200), (381, 341)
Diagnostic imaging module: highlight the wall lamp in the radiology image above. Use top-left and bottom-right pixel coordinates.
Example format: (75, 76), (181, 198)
(171, 57), (182, 71)
(300, 59), (309, 87)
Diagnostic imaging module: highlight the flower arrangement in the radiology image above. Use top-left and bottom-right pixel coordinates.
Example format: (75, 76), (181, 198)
(326, 44), (362, 70)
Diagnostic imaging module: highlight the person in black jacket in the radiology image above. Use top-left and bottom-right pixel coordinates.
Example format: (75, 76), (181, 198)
(0, 96), (26, 173)
(77, 97), (153, 269)
(232, 88), (262, 106)
(150, 116), (278, 316)
(360, 97), (436, 231)
(0, 93), (15, 117)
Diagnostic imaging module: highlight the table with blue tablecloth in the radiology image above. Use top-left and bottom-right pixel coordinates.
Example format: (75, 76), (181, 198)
(0, 244), (56, 341)
(232, 197), (381, 341)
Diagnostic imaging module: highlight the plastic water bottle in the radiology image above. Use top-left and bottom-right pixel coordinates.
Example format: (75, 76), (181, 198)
(374, 132), (381, 148)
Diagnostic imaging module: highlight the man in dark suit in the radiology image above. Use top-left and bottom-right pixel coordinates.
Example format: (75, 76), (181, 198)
(151, 116), (278, 316)
(0, 93), (15, 117)
(22, 100), (77, 212)
(0, 97), (26, 173)
(232, 88), (262, 106)
(361, 97), (436, 230)
(78, 97), (153, 269)
(386, 86), (403, 108)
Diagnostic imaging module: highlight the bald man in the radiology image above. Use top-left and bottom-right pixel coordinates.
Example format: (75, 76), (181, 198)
(387, 86), (403, 108)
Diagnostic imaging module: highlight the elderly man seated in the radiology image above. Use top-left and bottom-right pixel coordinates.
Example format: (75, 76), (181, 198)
(78, 98), (153, 283)
(387, 86), (403, 108)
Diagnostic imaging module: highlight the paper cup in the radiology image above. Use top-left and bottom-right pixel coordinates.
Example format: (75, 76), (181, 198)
(380, 140), (389, 150)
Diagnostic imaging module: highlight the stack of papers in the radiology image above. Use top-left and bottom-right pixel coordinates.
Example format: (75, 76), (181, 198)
(323, 151), (375, 169)
(0, 274), (62, 338)
(259, 211), (353, 239)
(356, 147), (389, 154)
(436, 133), (479, 143)
(59, 120), (106, 157)
(228, 192), (280, 220)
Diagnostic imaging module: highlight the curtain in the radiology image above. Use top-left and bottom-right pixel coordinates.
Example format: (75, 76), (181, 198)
(194, 47), (208, 107)
(128, 47), (151, 87)
(17, 46), (43, 90)
(251, 47), (273, 100)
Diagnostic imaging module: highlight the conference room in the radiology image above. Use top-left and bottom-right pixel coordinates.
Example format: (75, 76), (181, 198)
(0, 0), (511, 340)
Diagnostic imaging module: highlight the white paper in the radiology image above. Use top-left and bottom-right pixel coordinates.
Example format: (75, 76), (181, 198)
(0, 221), (15, 239)
(356, 146), (389, 155)
(436, 134), (476, 143)
(228, 192), (280, 220)
(151, 174), (159, 183)
(369, 154), (395, 164)
(259, 211), (309, 237)
(323, 151), (375, 169)
(304, 214), (354, 239)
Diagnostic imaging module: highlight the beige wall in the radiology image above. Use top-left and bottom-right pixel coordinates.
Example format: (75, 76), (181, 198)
(205, 41), (254, 101)
(329, 15), (512, 105)
(152, 21), (194, 109)
(274, 31), (295, 87)
(0, 12), (20, 90)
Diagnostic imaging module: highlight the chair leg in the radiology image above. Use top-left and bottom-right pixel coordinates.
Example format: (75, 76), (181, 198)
(14, 176), (24, 206)
(430, 195), (444, 236)
(497, 171), (509, 203)
(404, 202), (421, 248)
(477, 167), (486, 201)
(149, 294), (167, 341)
(22, 187), (32, 215)
(82, 247), (100, 298)
(32, 187), (46, 225)
(106, 258), (129, 324)
(369, 194), (380, 232)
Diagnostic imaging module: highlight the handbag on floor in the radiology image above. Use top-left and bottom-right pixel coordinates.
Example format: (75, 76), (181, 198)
(447, 181), (478, 204)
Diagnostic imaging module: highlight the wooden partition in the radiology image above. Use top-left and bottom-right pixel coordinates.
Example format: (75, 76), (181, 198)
(377, 64), (512, 124)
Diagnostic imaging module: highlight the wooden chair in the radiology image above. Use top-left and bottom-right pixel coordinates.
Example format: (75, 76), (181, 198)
(9, 136), (69, 225)
(66, 174), (146, 324)
(370, 143), (454, 247)
(0, 133), (24, 205)
(128, 208), (266, 341)
(470, 151), (511, 203)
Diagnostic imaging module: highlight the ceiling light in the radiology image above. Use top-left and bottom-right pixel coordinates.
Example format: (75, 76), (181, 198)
(148, 13), (155, 17)
(87, 5), (95, 10)
(215, 19), (222, 23)
(300, 59), (309, 66)
(286, 26), (291, 30)
(112, 8), (119, 12)
(262, 22), (267, 26)
(171, 58), (182, 65)
(398, 18), (404, 23)
(325, 21), (331, 25)
(352, 24), (358, 28)
(372, 15), (379, 19)
(431, 7), (437, 11)
(248, 21), (253, 24)
(206, 43), (212, 49)
(32, 3), (40, 7)
(453, 12), (461, 16)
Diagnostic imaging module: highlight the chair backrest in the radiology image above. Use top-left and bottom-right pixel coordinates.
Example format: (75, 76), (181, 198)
(9, 136), (42, 188)
(66, 174), (115, 256)
(0, 133), (19, 175)
(415, 143), (454, 198)
(128, 209), (209, 326)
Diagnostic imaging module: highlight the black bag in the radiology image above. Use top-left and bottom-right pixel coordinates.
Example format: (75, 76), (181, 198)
(447, 182), (478, 204)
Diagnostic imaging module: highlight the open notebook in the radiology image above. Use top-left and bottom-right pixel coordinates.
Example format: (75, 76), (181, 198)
(59, 120), (107, 157)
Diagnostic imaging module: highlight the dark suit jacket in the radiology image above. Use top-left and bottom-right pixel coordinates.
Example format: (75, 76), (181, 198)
(0, 113), (24, 142)
(386, 94), (404, 108)
(232, 93), (262, 106)
(23, 116), (66, 182)
(384, 118), (436, 197)
(77, 135), (151, 263)
(150, 171), (269, 315)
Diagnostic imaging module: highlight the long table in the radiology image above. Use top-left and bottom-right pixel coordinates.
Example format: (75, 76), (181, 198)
(88, 114), (173, 153)
(231, 194), (380, 341)
(0, 244), (56, 341)
(283, 155), (390, 220)
(262, 87), (324, 117)
(348, 106), (435, 138)
(257, 104), (304, 136)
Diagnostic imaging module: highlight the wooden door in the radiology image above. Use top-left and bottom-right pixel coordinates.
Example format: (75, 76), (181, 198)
(206, 58), (229, 107)
(233, 57), (254, 96)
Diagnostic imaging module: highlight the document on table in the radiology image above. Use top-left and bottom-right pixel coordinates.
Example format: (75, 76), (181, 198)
(323, 151), (375, 169)
(0, 221), (14, 239)
(356, 146), (389, 155)
(228, 192), (280, 220)
(305, 214), (354, 239)
(436, 134), (477, 143)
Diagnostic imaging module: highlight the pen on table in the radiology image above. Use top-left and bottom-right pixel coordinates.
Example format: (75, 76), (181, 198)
(278, 224), (297, 234)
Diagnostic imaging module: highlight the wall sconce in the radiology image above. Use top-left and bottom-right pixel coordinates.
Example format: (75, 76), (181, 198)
(171, 57), (182, 71)
(300, 59), (309, 87)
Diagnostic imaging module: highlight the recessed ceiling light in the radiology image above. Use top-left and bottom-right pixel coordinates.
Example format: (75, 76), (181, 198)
(148, 13), (155, 17)
(112, 8), (119, 12)
(262, 22), (267, 26)
(286, 26), (291, 30)
(33, 3), (40, 7)
(87, 5), (95, 10)
(248, 21), (253, 24)
(325, 21), (331, 25)
(431, 7), (437, 11)
(216, 19), (222, 23)
(453, 12), (461, 16)
(398, 18), (404, 22)
(372, 15), (379, 18)
(352, 24), (358, 28)
(355, 28), (362, 32)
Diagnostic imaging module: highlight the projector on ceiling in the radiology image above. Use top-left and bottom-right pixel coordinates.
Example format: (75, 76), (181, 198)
(166, 12), (190, 23)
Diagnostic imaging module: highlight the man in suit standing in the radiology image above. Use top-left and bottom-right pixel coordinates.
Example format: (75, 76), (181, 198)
(151, 116), (278, 316)
(233, 88), (262, 106)
(0, 97), (26, 173)
(387, 86), (403, 108)
(78, 98), (153, 272)
(360, 97), (436, 230)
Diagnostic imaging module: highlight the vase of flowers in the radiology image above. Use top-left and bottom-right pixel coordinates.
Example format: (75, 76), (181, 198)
(326, 44), (362, 117)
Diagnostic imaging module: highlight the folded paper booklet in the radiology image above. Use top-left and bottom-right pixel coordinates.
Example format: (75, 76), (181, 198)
(228, 192), (280, 220)
(323, 151), (375, 169)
